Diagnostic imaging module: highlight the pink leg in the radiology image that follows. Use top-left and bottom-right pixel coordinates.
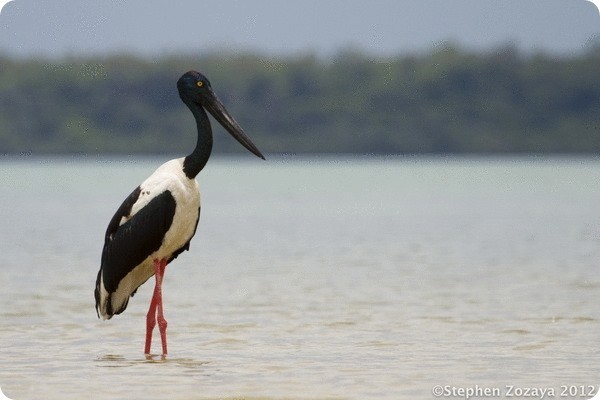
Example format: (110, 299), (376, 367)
(144, 258), (168, 355)
(156, 258), (168, 355)
(144, 291), (158, 354)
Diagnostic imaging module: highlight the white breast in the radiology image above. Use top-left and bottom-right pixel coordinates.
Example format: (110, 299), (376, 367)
(121, 158), (200, 262)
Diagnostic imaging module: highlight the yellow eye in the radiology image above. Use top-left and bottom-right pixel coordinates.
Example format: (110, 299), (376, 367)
(196, 81), (204, 88)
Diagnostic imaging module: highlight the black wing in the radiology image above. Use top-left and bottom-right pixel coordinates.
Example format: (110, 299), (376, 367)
(104, 186), (142, 244)
(99, 189), (176, 297)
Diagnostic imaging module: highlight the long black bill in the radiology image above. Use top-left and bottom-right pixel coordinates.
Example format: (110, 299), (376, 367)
(204, 91), (265, 160)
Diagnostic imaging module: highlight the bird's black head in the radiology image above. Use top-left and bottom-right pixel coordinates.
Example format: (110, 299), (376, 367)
(177, 70), (212, 104)
(176, 70), (265, 160)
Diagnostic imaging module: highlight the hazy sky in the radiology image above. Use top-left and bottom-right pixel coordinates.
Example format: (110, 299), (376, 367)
(0, 0), (599, 58)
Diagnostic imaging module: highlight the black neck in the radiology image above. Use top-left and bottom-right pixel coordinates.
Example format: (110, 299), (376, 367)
(182, 100), (213, 179)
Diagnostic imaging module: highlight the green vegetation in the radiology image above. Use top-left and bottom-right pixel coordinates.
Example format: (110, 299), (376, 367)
(1, 46), (600, 155)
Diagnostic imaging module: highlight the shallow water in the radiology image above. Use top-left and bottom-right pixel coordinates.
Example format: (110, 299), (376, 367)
(1, 156), (599, 399)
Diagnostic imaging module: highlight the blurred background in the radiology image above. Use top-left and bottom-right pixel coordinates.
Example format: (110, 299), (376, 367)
(2, 2), (600, 399)
(1, 0), (599, 156)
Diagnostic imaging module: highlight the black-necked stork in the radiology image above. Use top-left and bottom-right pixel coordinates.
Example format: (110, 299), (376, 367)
(94, 71), (265, 356)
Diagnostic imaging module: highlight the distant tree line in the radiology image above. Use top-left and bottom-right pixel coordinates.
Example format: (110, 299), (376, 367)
(1, 45), (600, 155)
